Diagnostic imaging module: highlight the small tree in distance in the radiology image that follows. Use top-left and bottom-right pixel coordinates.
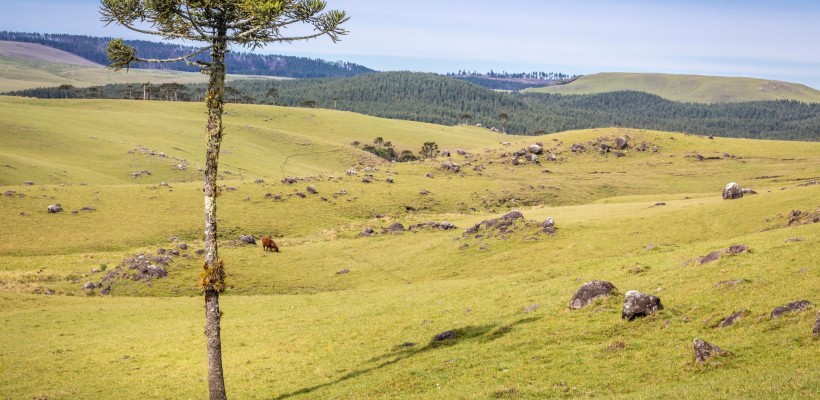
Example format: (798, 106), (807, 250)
(99, 1), (349, 399)
(420, 141), (439, 159)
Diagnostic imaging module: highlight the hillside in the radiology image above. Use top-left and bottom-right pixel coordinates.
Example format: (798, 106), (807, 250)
(0, 40), (100, 66)
(526, 72), (820, 103)
(0, 55), (288, 92)
(0, 32), (374, 78)
(1, 96), (819, 398)
(12, 71), (820, 141)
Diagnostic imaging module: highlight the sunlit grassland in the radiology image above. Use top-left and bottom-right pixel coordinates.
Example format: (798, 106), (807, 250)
(0, 56), (284, 92)
(0, 96), (818, 399)
(527, 72), (820, 103)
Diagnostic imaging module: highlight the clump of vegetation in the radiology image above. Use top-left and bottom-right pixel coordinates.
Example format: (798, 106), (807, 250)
(352, 136), (422, 162)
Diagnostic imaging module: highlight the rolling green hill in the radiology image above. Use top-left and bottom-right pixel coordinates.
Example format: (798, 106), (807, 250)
(0, 52), (286, 92)
(12, 72), (820, 140)
(1, 96), (819, 399)
(526, 72), (820, 103)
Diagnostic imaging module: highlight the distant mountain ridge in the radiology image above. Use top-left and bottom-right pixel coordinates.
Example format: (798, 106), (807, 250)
(0, 31), (374, 78)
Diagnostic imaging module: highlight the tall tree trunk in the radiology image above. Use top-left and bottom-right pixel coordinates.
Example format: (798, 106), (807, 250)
(202, 35), (228, 400)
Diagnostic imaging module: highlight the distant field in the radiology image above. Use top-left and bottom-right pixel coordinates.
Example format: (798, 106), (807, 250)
(527, 72), (820, 103)
(0, 55), (285, 92)
(1, 97), (818, 399)
(0, 40), (101, 66)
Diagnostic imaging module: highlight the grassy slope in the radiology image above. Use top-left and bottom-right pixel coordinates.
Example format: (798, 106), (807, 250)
(0, 56), (284, 92)
(1, 97), (819, 399)
(527, 72), (820, 103)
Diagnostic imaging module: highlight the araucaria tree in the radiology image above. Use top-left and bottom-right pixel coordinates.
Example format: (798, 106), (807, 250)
(99, 1), (348, 399)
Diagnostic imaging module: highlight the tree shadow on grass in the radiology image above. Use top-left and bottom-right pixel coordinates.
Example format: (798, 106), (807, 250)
(270, 322), (516, 399)
(483, 316), (543, 342)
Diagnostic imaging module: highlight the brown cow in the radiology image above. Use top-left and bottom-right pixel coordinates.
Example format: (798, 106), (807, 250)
(261, 236), (279, 253)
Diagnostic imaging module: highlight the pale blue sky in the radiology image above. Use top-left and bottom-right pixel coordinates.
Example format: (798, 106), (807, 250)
(2, 0), (820, 88)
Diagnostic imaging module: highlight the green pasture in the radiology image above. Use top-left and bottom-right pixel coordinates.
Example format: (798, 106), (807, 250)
(527, 72), (820, 103)
(0, 56), (283, 92)
(0, 97), (818, 399)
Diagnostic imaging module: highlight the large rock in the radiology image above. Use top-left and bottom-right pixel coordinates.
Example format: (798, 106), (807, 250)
(615, 136), (628, 150)
(527, 144), (544, 155)
(502, 210), (524, 221)
(693, 338), (725, 363)
(770, 300), (813, 319)
(622, 290), (663, 321)
(47, 204), (63, 213)
(718, 309), (747, 328)
(722, 182), (743, 200)
(569, 280), (618, 309)
(384, 222), (405, 233)
(238, 235), (256, 245)
(543, 217), (555, 228)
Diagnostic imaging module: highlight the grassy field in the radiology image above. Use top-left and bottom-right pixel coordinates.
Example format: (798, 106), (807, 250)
(527, 72), (820, 103)
(0, 56), (285, 92)
(1, 96), (818, 399)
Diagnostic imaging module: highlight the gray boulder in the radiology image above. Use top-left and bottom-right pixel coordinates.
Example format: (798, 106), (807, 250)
(814, 312), (820, 337)
(569, 280), (618, 309)
(543, 217), (555, 228)
(693, 338), (725, 363)
(722, 182), (743, 200)
(384, 222), (405, 233)
(615, 136), (628, 150)
(622, 290), (663, 320)
(718, 309), (747, 328)
(238, 235), (256, 245)
(502, 210), (524, 221)
(527, 144), (544, 155)
(47, 204), (63, 213)
(770, 300), (813, 319)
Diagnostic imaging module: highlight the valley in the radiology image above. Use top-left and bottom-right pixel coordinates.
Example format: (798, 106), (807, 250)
(1, 96), (818, 399)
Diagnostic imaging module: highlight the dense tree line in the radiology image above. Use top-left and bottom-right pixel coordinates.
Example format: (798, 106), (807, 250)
(448, 70), (576, 80)
(0, 31), (373, 78)
(445, 70), (579, 91)
(8, 71), (819, 141)
(448, 77), (546, 91)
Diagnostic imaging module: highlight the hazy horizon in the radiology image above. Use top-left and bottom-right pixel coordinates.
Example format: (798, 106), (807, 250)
(2, 0), (819, 89)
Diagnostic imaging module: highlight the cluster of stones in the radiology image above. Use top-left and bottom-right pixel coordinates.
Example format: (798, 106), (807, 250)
(462, 210), (556, 239)
(569, 279), (817, 362)
(508, 143), (556, 166)
(125, 145), (192, 174)
(689, 244), (750, 265)
(569, 136), (641, 157)
(357, 221), (457, 237)
(787, 208), (820, 226)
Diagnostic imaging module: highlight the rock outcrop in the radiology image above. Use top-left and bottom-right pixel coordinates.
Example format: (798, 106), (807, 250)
(722, 182), (743, 200)
(693, 338), (725, 363)
(770, 300), (813, 319)
(622, 290), (663, 320)
(569, 280), (618, 309)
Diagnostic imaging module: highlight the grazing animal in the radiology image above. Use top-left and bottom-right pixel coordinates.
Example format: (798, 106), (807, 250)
(261, 236), (279, 253)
